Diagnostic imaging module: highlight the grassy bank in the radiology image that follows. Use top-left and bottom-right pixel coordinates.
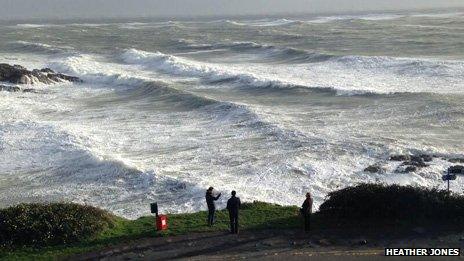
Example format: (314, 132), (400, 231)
(3, 183), (464, 260)
(0, 202), (300, 260)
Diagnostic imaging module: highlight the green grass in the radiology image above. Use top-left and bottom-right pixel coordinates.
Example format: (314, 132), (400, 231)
(0, 202), (300, 260)
(5, 184), (464, 260)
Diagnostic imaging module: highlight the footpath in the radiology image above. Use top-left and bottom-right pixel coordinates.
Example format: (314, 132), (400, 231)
(72, 228), (464, 260)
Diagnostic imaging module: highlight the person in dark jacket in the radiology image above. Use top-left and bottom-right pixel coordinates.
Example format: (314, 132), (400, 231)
(300, 192), (313, 232)
(205, 187), (221, 226)
(226, 190), (241, 234)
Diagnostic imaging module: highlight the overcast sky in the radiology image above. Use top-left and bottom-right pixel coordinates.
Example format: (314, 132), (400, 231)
(1, 0), (463, 20)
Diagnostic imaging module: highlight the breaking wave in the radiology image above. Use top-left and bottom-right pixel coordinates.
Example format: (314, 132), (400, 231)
(121, 48), (464, 95)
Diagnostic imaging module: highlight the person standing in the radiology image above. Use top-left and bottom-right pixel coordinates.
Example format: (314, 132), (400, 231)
(301, 192), (313, 232)
(226, 190), (241, 234)
(205, 187), (221, 226)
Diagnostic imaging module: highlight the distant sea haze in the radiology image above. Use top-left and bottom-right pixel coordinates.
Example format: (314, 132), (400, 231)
(0, 10), (463, 219)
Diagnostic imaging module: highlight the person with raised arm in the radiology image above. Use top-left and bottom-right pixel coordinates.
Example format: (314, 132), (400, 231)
(205, 187), (221, 226)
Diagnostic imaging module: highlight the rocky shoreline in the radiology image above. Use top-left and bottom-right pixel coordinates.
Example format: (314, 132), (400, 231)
(364, 154), (464, 174)
(0, 63), (81, 92)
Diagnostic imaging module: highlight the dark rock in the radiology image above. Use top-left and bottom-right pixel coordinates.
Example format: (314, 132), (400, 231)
(395, 165), (417, 173)
(419, 154), (433, 162)
(390, 154), (411, 161)
(403, 166), (417, 173)
(0, 63), (81, 85)
(364, 165), (383, 173)
(49, 73), (81, 83)
(40, 68), (55, 73)
(0, 84), (20, 92)
(22, 88), (39, 93)
(403, 158), (428, 168)
(449, 158), (464, 164)
(0, 85), (42, 93)
(448, 166), (464, 174)
(390, 154), (434, 163)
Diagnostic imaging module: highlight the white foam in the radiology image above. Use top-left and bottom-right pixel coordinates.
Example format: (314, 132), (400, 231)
(410, 12), (464, 19)
(305, 11), (462, 24)
(226, 18), (299, 27)
(14, 23), (59, 28)
(306, 14), (403, 23)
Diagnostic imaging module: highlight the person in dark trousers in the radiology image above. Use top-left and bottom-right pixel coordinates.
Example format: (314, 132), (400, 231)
(301, 192), (313, 232)
(205, 187), (221, 226)
(226, 190), (241, 234)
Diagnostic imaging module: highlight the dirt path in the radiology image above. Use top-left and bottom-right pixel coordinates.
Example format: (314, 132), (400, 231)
(72, 228), (464, 260)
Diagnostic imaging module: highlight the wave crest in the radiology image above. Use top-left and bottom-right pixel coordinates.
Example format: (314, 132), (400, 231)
(121, 48), (464, 95)
(9, 41), (74, 55)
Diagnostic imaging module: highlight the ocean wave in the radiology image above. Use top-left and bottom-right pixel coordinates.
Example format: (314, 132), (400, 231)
(13, 23), (61, 28)
(225, 18), (301, 27)
(177, 40), (333, 63)
(119, 21), (183, 30)
(410, 12), (464, 19)
(120, 48), (464, 95)
(222, 15), (402, 26)
(121, 48), (293, 88)
(129, 83), (316, 149)
(0, 119), (207, 219)
(220, 14), (403, 27)
(335, 55), (463, 78)
(303, 12), (462, 24)
(50, 53), (312, 149)
(9, 41), (74, 55)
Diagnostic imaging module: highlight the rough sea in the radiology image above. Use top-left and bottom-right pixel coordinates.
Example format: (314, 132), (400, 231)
(0, 10), (463, 219)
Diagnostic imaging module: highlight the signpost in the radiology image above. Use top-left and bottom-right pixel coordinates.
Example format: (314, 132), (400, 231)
(442, 172), (457, 193)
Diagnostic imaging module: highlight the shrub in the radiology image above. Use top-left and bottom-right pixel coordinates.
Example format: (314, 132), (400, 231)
(318, 183), (464, 222)
(0, 203), (115, 248)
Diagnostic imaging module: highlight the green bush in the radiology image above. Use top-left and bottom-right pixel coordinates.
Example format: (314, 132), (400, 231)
(318, 183), (464, 222)
(0, 203), (115, 248)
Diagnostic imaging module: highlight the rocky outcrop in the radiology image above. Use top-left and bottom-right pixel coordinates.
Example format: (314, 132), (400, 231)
(364, 154), (464, 175)
(396, 165), (417, 173)
(364, 165), (384, 173)
(391, 154), (430, 173)
(0, 85), (21, 92)
(0, 64), (81, 85)
(390, 154), (433, 163)
(449, 158), (464, 163)
(0, 84), (42, 93)
(390, 155), (411, 161)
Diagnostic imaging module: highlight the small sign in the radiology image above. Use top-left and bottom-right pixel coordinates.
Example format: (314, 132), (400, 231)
(151, 202), (158, 215)
(442, 174), (457, 181)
